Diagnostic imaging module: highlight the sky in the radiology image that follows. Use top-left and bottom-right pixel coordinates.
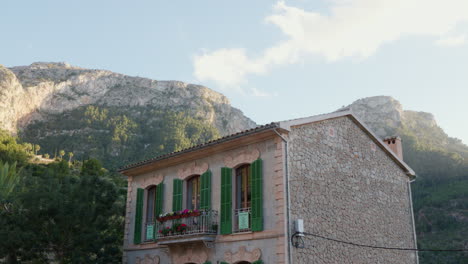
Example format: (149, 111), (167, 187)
(2, 0), (468, 144)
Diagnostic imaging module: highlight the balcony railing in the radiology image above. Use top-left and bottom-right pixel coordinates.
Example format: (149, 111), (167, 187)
(234, 207), (251, 233)
(155, 210), (218, 242)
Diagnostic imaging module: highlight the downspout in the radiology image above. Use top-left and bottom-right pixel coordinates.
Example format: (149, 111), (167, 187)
(408, 178), (419, 264)
(273, 129), (292, 264)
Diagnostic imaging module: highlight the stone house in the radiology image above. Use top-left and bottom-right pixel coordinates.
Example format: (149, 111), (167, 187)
(119, 111), (418, 264)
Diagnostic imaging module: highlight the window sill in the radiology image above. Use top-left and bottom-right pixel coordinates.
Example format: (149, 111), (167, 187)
(226, 231), (253, 236)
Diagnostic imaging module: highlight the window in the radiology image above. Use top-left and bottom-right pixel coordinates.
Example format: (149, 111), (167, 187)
(186, 175), (201, 210)
(144, 186), (156, 241)
(235, 164), (251, 232)
(236, 165), (251, 209)
(146, 186), (156, 222)
(220, 159), (262, 235)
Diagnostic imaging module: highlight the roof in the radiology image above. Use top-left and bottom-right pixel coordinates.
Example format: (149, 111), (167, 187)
(118, 122), (279, 172)
(119, 110), (415, 178)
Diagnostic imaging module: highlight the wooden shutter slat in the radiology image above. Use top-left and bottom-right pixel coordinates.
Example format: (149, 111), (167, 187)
(251, 159), (263, 232)
(155, 183), (164, 217)
(200, 170), (211, 210)
(220, 167), (232, 235)
(172, 179), (182, 211)
(133, 188), (144, 244)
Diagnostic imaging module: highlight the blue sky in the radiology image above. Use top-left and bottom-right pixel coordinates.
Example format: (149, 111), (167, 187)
(2, 0), (468, 144)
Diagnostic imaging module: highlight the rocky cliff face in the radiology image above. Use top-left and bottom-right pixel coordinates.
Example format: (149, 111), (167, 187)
(339, 96), (465, 155)
(0, 62), (256, 135)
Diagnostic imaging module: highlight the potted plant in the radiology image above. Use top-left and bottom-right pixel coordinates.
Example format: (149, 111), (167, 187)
(159, 226), (172, 236)
(172, 223), (188, 234)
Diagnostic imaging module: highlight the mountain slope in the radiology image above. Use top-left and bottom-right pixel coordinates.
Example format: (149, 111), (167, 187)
(1, 62), (255, 136)
(0, 62), (256, 168)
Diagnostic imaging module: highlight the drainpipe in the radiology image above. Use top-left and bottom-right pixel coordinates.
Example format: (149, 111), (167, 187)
(408, 178), (419, 264)
(273, 129), (292, 264)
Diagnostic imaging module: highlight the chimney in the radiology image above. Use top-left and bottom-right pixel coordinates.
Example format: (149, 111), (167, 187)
(383, 136), (403, 160)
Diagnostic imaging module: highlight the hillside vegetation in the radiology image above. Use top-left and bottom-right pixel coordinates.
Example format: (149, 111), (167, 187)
(20, 106), (220, 169)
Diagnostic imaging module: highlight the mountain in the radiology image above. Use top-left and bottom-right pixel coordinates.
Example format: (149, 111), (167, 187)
(342, 96), (468, 264)
(0, 62), (256, 168)
(1, 63), (466, 263)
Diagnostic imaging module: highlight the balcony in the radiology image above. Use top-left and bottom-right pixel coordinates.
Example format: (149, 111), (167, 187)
(154, 209), (218, 245)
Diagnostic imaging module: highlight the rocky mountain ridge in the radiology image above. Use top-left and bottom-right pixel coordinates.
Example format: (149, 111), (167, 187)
(340, 96), (468, 158)
(0, 62), (256, 135)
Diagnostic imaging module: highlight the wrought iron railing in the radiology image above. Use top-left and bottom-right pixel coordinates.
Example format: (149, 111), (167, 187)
(155, 210), (218, 239)
(234, 207), (251, 233)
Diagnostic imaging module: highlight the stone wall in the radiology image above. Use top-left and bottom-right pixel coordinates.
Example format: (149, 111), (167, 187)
(288, 116), (417, 264)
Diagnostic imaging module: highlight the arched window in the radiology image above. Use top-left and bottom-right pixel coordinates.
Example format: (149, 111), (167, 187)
(186, 175), (201, 210)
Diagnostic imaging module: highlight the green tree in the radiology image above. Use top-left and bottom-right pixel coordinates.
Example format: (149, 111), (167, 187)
(0, 130), (29, 166)
(34, 144), (40, 155)
(68, 152), (74, 163)
(59, 150), (65, 160)
(0, 161), (20, 212)
(0, 160), (124, 263)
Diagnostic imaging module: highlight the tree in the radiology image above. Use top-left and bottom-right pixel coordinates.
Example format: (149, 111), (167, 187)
(0, 161), (20, 212)
(0, 160), (124, 263)
(44, 153), (50, 159)
(68, 152), (74, 163)
(23, 143), (33, 154)
(34, 144), (40, 155)
(59, 150), (65, 159)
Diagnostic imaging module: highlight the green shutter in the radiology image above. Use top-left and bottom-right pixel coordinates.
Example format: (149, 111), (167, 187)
(203, 262), (211, 264)
(155, 183), (164, 217)
(154, 183), (164, 239)
(133, 188), (144, 244)
(200, 170), (212, 210)
(220, 262), (229, 264)
(220, 167), (232, 235)
(172, 179), (183, 211)
(252, 260), (263, 264)
(251, 158), (263, 231)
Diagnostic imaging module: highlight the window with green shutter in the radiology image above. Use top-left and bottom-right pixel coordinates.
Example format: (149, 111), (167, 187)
(220, 167), (232, 235)
(250, 158), (263, 232)
(200, 170), (212, 210)
(172, 179), (183, 211)
(133, 188), (144, 244)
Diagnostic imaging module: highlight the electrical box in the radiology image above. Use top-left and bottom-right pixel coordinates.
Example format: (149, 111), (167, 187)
(294, 219), (304, 236)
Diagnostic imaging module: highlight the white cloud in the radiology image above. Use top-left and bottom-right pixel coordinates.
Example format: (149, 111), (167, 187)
(193, 0), (468, 88)
(435, 34), (467, 47)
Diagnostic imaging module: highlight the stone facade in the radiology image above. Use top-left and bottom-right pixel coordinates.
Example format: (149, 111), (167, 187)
(288, 116), (417, 263)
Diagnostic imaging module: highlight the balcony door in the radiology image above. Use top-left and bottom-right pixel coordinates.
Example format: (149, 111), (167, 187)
(235, 164), (251, 232)
(186, 175), (201, 210)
